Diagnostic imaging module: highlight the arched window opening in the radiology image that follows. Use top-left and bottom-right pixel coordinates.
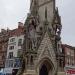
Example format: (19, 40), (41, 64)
(30, 56), (34, 65)
(40, 64), (48, 75)
(45, 7), (47, 20)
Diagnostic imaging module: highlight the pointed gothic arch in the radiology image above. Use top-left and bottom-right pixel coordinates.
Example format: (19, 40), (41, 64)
(39, 64), (48, 75)
(37, 57), (54, 75)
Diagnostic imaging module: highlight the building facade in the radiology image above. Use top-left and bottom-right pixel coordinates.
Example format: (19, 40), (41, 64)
(3, 22), (25, 75)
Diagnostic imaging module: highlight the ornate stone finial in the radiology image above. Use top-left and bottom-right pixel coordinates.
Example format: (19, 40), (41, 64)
(30, 0), (38, 16)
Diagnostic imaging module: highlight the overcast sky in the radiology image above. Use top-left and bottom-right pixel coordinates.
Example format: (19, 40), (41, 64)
(0, 0), (75, 46)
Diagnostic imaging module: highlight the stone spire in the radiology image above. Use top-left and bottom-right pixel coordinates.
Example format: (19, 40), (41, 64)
(30, 0), (38, 16)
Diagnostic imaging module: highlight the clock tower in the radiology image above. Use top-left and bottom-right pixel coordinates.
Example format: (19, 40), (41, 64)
(38, 0), (55, 23)
(17, 0), (62, 75)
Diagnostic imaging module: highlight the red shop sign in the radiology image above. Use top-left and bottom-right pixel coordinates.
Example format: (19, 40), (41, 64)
(67, 69), (75, 74)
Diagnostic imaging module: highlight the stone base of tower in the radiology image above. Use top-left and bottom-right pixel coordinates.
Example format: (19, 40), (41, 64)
(22, 70), (66, 75)
(57, 71), (66, 75)
(23, 70), (37, 75)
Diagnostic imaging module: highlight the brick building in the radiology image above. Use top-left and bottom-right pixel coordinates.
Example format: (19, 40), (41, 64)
(3, 22), (25, 75)
(61, 44), (75, 75)
(9, 22), (25, 37)
(62, 44), (75, 66)
(0, 29), (9, 68)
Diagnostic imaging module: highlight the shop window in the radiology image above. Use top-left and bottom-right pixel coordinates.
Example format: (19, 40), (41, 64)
(9, 46), (14, 50)
(18, 39), (22, 46)
(5, 60), (13, 67)
(9, 60), (13, 67)
(10, 38), (15, 42)
(14, 58), (21, 68)
(8, 52), (13, 59)
(17, 50), (22, 57)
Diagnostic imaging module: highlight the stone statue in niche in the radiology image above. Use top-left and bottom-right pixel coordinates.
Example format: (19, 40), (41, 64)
(28, 18), (37, 50)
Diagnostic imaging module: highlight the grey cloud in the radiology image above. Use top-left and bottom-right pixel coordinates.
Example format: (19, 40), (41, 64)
(0, 0), (30, 30)
(0, 0), (75, 46)
(57, 0), (75, 46)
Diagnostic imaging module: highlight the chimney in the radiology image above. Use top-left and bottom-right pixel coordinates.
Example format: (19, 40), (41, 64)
(1, 29), (6, 34)
(7, 28), (10, 32)
(18, 22), (24, 29)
